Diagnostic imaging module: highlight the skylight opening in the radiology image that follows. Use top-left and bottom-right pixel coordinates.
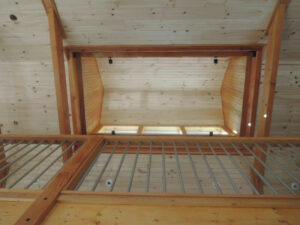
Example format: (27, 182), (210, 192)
(142, 126), (183, 135)
(98, 126), (139, 134)
(185, 126), (228, 136)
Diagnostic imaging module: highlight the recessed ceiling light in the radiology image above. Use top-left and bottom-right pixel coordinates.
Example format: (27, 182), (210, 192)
(264, 113), (267, 118)
(248, 123), (251, 127)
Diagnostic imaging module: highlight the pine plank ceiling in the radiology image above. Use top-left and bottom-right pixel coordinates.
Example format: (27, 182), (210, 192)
(98, 57), (229, 126)
(0, 0), (299, 135)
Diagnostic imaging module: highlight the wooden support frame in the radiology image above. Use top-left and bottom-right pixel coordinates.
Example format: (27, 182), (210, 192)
(42, 0), (66, 39)
(43, 0), (71, 161)
(244, 50), (263, 136)
(252, 1), (289, 193)
(65, 44), (264, 58)
(67, 44), (264, 137)
(14, 136), (103, 225)
(0, 134), (298, 224)
(67, 52), (87, 135)
(240, 50), (264, 137)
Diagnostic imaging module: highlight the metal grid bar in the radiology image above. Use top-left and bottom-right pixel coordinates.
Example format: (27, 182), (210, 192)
(184, 142), (203, 193)
(75, 141), (108, 190)
(146, 142), (152, 192)
(254, 143), (300, 184)
(196, 143), (222, 194)
(92, 141), (119, 191)
(0, 139), (81, 190)
(242, 143), (295, 195)
(268, 144), (300, 170)
(110, 142), (130, 192)
(219, 143), (259, 194)
(2, 138), (298, 195)
(208, 142), (239, 194)
(162, 142), (167, 193)
(127, 142), (141, 192)
(231, 143), (278, 194)
(173, 141), (185, 193)
(25, 141), (77, 189)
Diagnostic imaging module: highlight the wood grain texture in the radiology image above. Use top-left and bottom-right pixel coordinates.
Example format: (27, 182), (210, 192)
(254, 2), (287, 194)
(0, 0), (298, 136)
(81, 57), (104, 134)
(245, 51), (263, 136)
(14, 136), (103, 225)
(99, 57), (228, 126)
(221, 57), (247, 135)
(68, 52), (86, 135)
(47, 9), (71, 136)
(1, 193), (300, 225)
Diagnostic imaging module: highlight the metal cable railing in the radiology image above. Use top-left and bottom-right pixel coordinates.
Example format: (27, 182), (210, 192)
(74, 139), (300, 195)
(0, 139), (83, 189)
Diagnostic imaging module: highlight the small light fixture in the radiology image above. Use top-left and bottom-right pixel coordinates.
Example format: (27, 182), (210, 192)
(264, 113), (267, 118)
(108, 57), (113, 64)
(209, 131), (213, 136)
(248, 123), (251, 127)
(233, 130), (238, 134)
(214, 56), (218, 64)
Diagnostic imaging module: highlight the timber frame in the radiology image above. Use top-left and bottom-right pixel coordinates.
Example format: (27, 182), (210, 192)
(65, 45), (264, 137)
(0, 134), (298, 225)
(2, 0), (293, 224)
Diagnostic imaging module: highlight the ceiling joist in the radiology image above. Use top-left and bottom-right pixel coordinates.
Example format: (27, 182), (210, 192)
(42, 0), (66, 39)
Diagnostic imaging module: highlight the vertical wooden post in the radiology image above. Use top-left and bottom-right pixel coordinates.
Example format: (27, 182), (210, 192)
(252, 2), (288, 193)
(245, 50), (263, 137)
(239, 55), (252, 137)
(44, 3), (71, 161)
(67, 52), (87, 135)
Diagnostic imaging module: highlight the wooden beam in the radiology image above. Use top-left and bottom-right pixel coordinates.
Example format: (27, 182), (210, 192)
(239, 55), (253, 137)
(86, 51), (253, 58)
(41, 0), (66, 38)
(14, 136), (103, 225)
(2, 189), (300, 209)
(81, 57), (105, 134)
(46, 8), (71, 161)
(65, 44), (264, 58)
(67, 52), (87, 135)
(264, 0), (291, 36)
(253, 2), (288, 193)
(245, 50), (263, 136)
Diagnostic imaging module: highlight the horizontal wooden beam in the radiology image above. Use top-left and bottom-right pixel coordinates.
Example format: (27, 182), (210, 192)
(65, 44), (264, 58)
(102, 144), (252, 156)
(100, 134), (300, 145)
(1, 189), (300, 209)
(0, 134), (88, 144)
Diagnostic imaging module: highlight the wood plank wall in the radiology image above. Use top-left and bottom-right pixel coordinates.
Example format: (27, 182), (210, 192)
(81, 57), (104, 134)
(221, 57), (247, 134)
(98, 57), (228, 126)
(0, 0), (299, 136)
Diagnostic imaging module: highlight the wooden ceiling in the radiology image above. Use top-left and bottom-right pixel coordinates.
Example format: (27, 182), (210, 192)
(0, 0), (299, 136)
(55, 0), (276, 45)
(98, 57), (228, 126)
